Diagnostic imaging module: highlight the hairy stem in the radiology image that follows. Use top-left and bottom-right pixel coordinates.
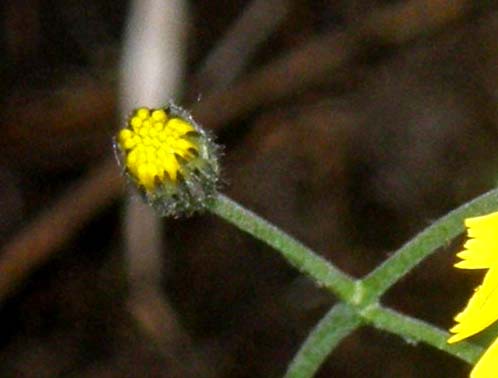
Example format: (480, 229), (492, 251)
(208, 194), (356, 301)
(362, 304), (483, 364)
(284, 303), (361, 378)
(361, 188), (498, 303)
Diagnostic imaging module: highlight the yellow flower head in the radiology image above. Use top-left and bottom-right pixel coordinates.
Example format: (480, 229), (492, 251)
(115, 103), (220, 216)
(449, 211), (498, 378)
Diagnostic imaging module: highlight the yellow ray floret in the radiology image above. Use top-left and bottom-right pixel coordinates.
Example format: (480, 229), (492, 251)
(448, 267), (498, 343)
(448, 210), (498, 378)
(117, 107), (199, 191)
(455, 212), (498, 269)
(469, 336), (498, 378)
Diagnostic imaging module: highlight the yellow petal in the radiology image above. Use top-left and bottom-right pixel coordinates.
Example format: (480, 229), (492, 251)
(167, 118), (195, 135)
(174, 139), (197, 156)
(162, 155), (179, 182)
(466, 212), (498, 237)
(137, 164), (156, 190)
(449, 268), (498, 342)
(118, 128), (134, 147)
(136, 107), (150, 119)
(130, 116), (143, 130)
(471, 337), (498, 378)
(455, 211), (498, 270)
(151, 109), (167, 122)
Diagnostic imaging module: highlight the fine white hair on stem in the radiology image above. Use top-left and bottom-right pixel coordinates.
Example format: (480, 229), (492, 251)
(119, 0), (188, 344)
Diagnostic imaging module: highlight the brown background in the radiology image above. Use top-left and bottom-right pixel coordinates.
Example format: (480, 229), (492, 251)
(1, 1), (497, 377)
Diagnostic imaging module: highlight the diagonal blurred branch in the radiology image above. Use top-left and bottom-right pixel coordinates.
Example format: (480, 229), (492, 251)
(190, 0), (289, 94)
(0, 158), (122, 303)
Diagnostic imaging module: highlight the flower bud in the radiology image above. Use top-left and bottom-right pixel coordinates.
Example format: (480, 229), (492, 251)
(115, 103), (220, 216)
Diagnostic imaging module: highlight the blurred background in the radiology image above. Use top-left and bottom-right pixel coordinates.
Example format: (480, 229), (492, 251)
(1, 0), (498, 376)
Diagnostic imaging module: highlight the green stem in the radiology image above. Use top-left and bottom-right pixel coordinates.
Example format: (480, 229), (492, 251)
(362, 304), (483, 364)
(208, 191), (491, 376)
(284, 303), (362, 378)
(284, 302), (482, 378)
(361, 188), (498, 303)
(208, 194), (356, 301)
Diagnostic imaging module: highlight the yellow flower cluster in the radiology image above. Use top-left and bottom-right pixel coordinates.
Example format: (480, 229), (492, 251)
(115, 104), (219, 216)
(118, 107), (197, 190)
(449, 211), (498, 378)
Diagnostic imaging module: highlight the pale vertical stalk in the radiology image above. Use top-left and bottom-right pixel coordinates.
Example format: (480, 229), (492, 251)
(119, 0), (188, 344)
(121, 0), (187, 109)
